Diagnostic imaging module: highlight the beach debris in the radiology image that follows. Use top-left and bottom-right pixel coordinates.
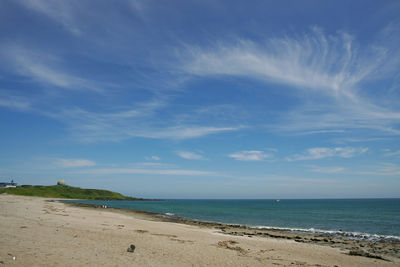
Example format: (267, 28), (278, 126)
(12, 256), (16, 260)
(348, 249), (387, 261)
(127, 244), (136, 253)
(151, 233), (177, 238)
(135, 229), (148, 234)
(217, 240), (248, 255)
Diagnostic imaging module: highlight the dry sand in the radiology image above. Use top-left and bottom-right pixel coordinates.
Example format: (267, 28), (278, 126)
(0, 194), (399, 266)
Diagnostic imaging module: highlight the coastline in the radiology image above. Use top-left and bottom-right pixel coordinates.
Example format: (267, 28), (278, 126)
(64, 201), (400, 262)
(1, 194), (399, 266)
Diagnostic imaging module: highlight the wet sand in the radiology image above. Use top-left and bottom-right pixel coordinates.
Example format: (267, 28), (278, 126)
(0, 194), (399, 266)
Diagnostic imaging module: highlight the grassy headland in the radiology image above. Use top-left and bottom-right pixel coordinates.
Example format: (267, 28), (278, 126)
(0, 185), (142, 200)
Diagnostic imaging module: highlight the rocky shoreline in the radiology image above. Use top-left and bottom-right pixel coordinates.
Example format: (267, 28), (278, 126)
(64, 201), (400, 263)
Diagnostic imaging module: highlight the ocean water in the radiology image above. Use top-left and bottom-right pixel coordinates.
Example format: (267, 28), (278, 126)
(64, 198), (400, 242)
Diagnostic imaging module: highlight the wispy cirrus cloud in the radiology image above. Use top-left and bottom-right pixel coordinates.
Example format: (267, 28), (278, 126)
(358, 163), (400, 176)
(17, 0), (147, 36)
(276, 100), (400, 135)
(310, 166), (346, 174)
(130, 162), (176, 169)
(56, 158), (96, 168)
(147, 126), (240, 140)
(181, 27), (400, 135)
(77, 168), (216, 176)
(0, 93), (31, 111)
(16, 0), (85, 36)
(1, 46), (104, 93)
(334, 137), (391, 144)
(287, 147), (368, 161)
(176, 151), (204, 160)
(145, 155), (161, 160)
(44, 97), (241, 142)
(383, 149), (400, 157)
(183, 28), (364, 94)
(228, 150), (272, 161)
(0, 44), (242, 143)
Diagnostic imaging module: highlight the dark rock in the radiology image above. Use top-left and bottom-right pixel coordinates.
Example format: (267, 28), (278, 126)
(127, 244), (136, 253)
(348, 249), (387, 261)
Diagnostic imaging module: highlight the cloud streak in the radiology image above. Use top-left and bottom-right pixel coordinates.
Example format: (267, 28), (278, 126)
(383, 149), (400, 157)
(358, 163), (400, 176)
(183, 28), (373, 95)
(310, 166), (346, 174)
(0, 44), (242, 143)
(287, 147), (368, 161)
(17, 0), (84, 36)
(77, 168), (217, 176)
(177, 151), (204, 160)
(181, 27), (400, 135)
(145, 156), (161, 160)
(0, 93), (31, 111)
(228, 150), (272, 161)
(1, 46), (104, 93)
(56, 158), (96, 168)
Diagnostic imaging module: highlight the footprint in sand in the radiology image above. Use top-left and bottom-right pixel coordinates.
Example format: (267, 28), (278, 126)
(135, 229), (149, 233)
(217, 240), (248, 255)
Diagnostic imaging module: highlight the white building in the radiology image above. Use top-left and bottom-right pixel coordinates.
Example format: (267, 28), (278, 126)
(0, 180), (17, 188)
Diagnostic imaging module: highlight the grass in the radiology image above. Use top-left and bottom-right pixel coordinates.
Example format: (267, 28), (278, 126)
(0, 184), (140, 200)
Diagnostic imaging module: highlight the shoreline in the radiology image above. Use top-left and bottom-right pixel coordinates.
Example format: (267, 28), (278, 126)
(60, 199), (400, 243)
(1, 194), (399, 266)
(63, 200), (400, 261)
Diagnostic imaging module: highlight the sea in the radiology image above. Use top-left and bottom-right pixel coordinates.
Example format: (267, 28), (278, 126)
(64, 198), (400, 242)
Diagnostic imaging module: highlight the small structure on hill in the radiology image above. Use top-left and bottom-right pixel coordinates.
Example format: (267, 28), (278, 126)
(0, 179), (17, 188)
(57, 180), (66, 186)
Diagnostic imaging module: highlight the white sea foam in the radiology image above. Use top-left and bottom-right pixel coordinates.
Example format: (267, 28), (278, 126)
(254, 225), (400, 242)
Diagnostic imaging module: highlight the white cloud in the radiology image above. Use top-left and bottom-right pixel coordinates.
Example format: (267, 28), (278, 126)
(148, 126), (240, 139)
(146, 156), (160, 160)
(359, 163), (400, 176)
(77, 168), (216, 176)
(310, 166), (345, 174)
(334, 137), (391, 144)
(17, 0), (83, 35)
(287, 147), (368, 161)
(131, 162), (175, 169)
(56, 158), (96, 168)
(181, 27), (400, 136)
(43, 97), (241, 142)
(228, 150), (272, 161)
(0, 48), (242, 143)
(183, 28), (367, 95)
(383, 150), (400, 157)
(2, 47), (104, 93)
(0, 94), (31, 111)
(17, 0), (147, 36)
(177, 151), (203, 160)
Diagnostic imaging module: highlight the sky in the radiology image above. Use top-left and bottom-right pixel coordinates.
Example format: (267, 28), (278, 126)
(0, 0), (400, 199)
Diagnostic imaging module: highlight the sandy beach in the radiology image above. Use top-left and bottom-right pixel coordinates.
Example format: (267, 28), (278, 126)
(0, 194), (399, 266)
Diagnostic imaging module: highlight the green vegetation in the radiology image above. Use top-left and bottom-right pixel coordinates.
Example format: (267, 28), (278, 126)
(0, 184), (140, 200)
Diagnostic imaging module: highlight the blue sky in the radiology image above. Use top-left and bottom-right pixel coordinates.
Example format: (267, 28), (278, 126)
(1, 0), (400, 198)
